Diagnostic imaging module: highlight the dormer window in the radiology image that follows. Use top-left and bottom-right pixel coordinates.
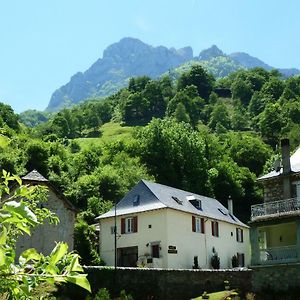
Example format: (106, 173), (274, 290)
(187, 196), (202, 210)
(172, 196), (183, 205)
(133, 195), (140, 206)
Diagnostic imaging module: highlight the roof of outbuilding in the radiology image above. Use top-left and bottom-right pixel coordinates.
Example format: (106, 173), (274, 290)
(22, 170), (49, 182)
(21, 170), (78, 212)
(97, 180), (248, 228)
(259, 147), (300, 181)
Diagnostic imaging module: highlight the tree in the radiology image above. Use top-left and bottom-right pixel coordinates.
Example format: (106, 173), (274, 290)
(231, 78), (253, 106)
(177, 65), (215, 100)
(0, 170), (90, 298)
(173, 102), (191, 123)
(0, 102), (20, 132)
(260, 77), (285, 100)
(259, 103), (283, 147)
(208, 102), (231, 131)
(223, 132), (272, 176)
(137, 118), (210, 195)
(167, 85), (205, 127)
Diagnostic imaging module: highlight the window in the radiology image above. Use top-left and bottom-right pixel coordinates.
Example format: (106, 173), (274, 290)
(218, 208), (227, 216)
(211, 221), (219, 237)
(236, 228), (243, 242)
(133, 195), (140, 206)
(172, 196), (183, 205)
(121, 216), (138, 234)
(192, 216), (205, 233)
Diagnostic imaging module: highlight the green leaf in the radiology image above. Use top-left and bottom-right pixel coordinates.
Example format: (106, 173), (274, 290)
(49, 242), (68, 265)
(66, 274), (91, 292)
(0, 246), (6, 266)
(19, 248), (41, 265)
(4, 201), (37, 224)
(0, 226), (7, 245)
(69, 255), (84, 272)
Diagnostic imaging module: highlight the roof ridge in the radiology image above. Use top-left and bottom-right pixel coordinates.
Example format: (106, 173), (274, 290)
(141, 179), (216, 202)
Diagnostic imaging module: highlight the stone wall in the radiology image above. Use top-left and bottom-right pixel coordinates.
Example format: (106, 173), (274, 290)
(59, 267), (252, 300)
(263, 178), (284, 202)
(252, 263), (300, 292)
(263, 174), (300, 203)
(16, 186), (75, 257)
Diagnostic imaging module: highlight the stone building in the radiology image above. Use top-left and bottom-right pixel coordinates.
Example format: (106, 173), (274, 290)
(16, 170), (77, 256)
(250, 139), (300, 265)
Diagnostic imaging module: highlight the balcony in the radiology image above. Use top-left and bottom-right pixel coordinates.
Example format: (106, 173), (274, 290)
(251, 198), (300, 221)
(259, 245), (298, 265)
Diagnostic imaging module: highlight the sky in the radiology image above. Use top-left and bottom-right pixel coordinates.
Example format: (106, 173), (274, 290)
(1, 0), (300, 113)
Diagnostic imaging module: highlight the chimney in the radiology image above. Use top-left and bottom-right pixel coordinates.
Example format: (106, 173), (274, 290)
(281, 139), (291, 199)
(281, 139), (291, 175)
(227, 196), (233, 215)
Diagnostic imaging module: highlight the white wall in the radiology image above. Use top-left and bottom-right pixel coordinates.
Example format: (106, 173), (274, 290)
(165, 209), (250, 269)
(100, 208), (168, 267)
(99, 208), (250, 269)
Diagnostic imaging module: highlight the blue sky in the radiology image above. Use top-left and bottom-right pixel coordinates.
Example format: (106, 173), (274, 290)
(1, 0), (300, 113)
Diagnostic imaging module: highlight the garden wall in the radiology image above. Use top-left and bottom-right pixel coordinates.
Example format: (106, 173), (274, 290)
(59, 267), (252, 300)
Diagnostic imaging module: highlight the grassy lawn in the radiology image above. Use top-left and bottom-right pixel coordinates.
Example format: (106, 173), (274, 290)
(192, 290), (233, 300)
(76, 122), (135, 150)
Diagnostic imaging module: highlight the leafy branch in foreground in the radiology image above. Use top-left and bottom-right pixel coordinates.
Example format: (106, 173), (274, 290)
(0, 170), (91, 299)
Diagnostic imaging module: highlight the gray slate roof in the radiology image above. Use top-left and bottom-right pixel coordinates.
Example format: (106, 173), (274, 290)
(22, 170), (49, 182)
(97, 180), (248, 228)
(259, 148), (300, 181)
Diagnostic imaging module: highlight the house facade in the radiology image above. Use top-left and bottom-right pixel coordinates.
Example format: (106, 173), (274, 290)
(16, 170), (77, 256)
(98, 180), (250, 269)
(250, 139), (300, 265)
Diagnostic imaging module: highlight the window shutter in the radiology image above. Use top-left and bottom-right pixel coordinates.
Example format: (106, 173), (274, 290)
(211, 221), (215, 236)
(121, 218), (125, 234)
(241, 229), (243, 242)
(133, 216), (138, 233)
(216, 222), (219, 237)
(201, 218), (205, 233)
(192, 216), (196, 232)
(236, 228), (238, 242)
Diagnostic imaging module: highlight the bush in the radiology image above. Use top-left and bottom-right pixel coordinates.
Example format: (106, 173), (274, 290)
(94, 288), (111, 300)
(211, 253), (220, 269)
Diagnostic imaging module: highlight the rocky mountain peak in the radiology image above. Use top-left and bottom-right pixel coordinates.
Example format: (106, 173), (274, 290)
(198, 45), (225, 61)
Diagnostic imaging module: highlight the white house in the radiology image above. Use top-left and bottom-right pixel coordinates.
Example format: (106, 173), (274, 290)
(97, 180), (250, 269)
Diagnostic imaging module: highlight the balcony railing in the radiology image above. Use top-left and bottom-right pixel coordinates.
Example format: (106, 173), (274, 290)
(259, 245), (297, 264)
(251, 198), (300, 220)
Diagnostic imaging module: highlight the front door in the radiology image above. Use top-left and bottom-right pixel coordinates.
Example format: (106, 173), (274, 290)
(117, 246), (138, 267)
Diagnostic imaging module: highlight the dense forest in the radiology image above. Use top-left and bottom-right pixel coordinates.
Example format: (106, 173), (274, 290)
(2, 65), (300, 264)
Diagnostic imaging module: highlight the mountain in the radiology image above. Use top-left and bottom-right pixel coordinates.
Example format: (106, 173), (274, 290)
(198, 45), (225, 61)
(46, 38), (193, 112)
(229, 52), (272, 70)
(47, 38), (300, 112)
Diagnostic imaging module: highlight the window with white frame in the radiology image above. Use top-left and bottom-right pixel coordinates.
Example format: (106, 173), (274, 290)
(236, 228), (243, 243)
(211, 221), (219, 237)
(125, 217), (133, 233)
(192, 216), (205, 233)
(121, 216), (138, 234)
